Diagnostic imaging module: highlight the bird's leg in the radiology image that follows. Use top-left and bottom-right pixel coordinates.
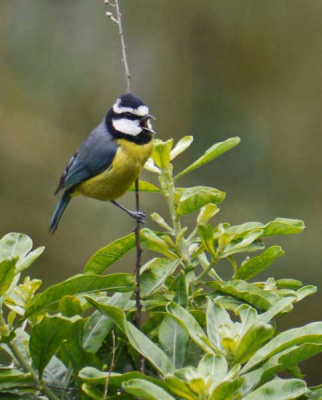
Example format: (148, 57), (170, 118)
(111, 200), (146, 224)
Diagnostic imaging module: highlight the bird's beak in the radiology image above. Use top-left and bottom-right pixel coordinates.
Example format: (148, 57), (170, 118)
(141, 115), (156, 134)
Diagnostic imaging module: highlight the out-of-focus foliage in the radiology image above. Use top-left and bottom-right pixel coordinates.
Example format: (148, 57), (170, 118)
(0, 138), (321, 399)
(1, 0), (322, 383)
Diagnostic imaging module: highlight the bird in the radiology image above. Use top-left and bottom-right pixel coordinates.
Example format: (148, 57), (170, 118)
(50, 93), (155, 234)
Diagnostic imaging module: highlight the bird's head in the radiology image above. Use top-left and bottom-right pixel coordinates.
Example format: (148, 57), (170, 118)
(107, 93), (155, 142)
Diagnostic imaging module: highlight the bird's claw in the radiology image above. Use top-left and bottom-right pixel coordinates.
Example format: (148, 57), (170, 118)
(130, 211), (146, 224)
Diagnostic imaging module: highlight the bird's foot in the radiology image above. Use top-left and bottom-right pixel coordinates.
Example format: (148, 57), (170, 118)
(129, 211), (146, 224)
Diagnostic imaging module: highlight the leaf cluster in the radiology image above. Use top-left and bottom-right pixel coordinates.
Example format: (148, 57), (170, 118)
(0, 137), (321, 400)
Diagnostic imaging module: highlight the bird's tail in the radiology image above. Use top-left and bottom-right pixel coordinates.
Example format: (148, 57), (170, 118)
(50, 189), (72, 234)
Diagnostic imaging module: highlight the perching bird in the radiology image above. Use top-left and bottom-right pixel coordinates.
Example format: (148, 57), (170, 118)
(50, 93), (155, 233)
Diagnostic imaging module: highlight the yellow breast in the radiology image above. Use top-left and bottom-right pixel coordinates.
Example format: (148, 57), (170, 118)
(77, 139), (154, 201)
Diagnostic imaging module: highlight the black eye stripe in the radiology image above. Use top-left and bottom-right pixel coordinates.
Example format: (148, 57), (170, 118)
(114, 113), (139, 120)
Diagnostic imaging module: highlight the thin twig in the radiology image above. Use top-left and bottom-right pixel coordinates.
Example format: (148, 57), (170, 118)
(103, 330), (116, 398)
(114, 0), (131, 93)
(105, 0), (145, 373)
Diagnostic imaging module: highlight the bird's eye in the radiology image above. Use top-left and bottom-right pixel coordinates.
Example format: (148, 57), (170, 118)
(124, 112), (133, 118)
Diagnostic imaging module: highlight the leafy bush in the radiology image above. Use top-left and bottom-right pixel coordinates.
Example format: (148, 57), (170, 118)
(0, 136), (321, 400)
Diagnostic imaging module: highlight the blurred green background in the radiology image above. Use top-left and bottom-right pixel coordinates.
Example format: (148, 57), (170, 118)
(1, 0), (322, 382)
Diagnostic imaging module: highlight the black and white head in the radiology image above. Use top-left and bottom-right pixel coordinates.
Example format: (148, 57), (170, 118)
(106, 93), (155, 143)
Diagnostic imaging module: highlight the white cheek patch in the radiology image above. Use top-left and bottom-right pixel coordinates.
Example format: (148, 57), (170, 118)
(113, 103), (134, 114)
(112, 118), (142, 136)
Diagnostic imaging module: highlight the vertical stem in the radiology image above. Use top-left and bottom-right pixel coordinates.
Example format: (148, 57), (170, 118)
(109, 0), (144, 372)
(114, 0), (131, 93)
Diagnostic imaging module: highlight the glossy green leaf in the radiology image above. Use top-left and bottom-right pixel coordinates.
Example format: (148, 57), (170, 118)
(198, 354), (228, 387)
(79, 368), (167, 392)
(63, 319), (101, 376)
(0, 258), (16, 296)
(59, 295), (82, 317)
(141, 258), (181, 297)
(144, 157), (161, 174)
(197, 203), (219, 224)
(234, 246), (284, 280)
(242, 322), (322, 373)
(125, 321), (174, 375)
(164, 375), (199, 400)
(159, 316), (189, 368)
(25, 273), (135, 318)
(151, 213), (174, 233)
(206, 298), (232, 350)
(83, 299), (174, 375)
(198, 223), (216, 256)
(0, 233), (32, 262)
(175, 137), (240, 180)
(210, 378), (243, 400)
(296, 285), (317, 301)
(226, 218), (305, 239)
(123, 379), (176, 400)
(234, 323), (274, 364)
(141, 229), (178, 258)
(176, 186), (226, 215)
(152, 139), (174, 168)
(208, 280), (281, 311)
(220, 230), (264, 258)
(30, 315), (77, 377)
(85, 233), (143, 274)
(170, 136), (194, 160)
(276, 279), (303, 289)
(174, 270), (188, 307)
(279, 343), (322, 370)
(128, 180), (161, 192)
(168, 302), (214, 353)
(259, 297), (296, 324)
(83, 292), (132, 353)
(242, 379), (307, 400)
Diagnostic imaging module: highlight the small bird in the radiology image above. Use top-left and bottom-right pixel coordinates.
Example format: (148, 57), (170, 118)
(50, 93), (155, 233)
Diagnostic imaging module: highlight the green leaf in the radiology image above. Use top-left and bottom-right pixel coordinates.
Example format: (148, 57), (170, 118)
(234, 246), (284, 280)
(141, 229), (178, 258)
(210, 378), (243, 400)
(198, 223), (216, 256)
(25, 273), (135, 318)
(83, 299), (174, 375)
(152, 139), (174, 168)
(208, 280), (281, 311)
(59, 295), (82, 317)
(220, 230), (264, 258)
(176, 187), (226, 215)
(85, 233), (143, 274)
(128, 180), (161, 192)
(242, 379), (307, 400)
(63, 319), (101, 376)
(79, 368), (167, 391)
(170, 136), (194, 160)
(30, 315), (76, 378)
(206, 298), (232, 350)
(175, 137), (240, 180)
(234, 323), (274, 364)
(83, 292), (132, 353)
(279, 343), (322, 370)
(258, 297), (296, 324)
(226, 218), (305, 239)
(168, 302), (214, 353)
(276, 279), (303, 289)
(0, 368), (33, 390)
(173, 270), (188, 307)
(197, 203), (219, 224)
(141, 258), (181, 297)
(123, 379), (176, 400)
(144, 157), (161, 174)
(198, 354), (228, 386)
(242, 322), (322, 373)
(159, 316), (189, 368)
(0, 259), (16, 296)
(0, 233), (32, 262)
(125, 321), (174, 375)
(151, 213), (174, 233)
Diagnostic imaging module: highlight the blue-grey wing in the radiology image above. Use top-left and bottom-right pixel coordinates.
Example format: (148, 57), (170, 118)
(55, 121), (118, 194)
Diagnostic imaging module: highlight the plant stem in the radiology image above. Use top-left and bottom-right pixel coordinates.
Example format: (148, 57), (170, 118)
(114, 0), (131, 93)
(9, 341), (59, 400)
(109, 0), (143, 372)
